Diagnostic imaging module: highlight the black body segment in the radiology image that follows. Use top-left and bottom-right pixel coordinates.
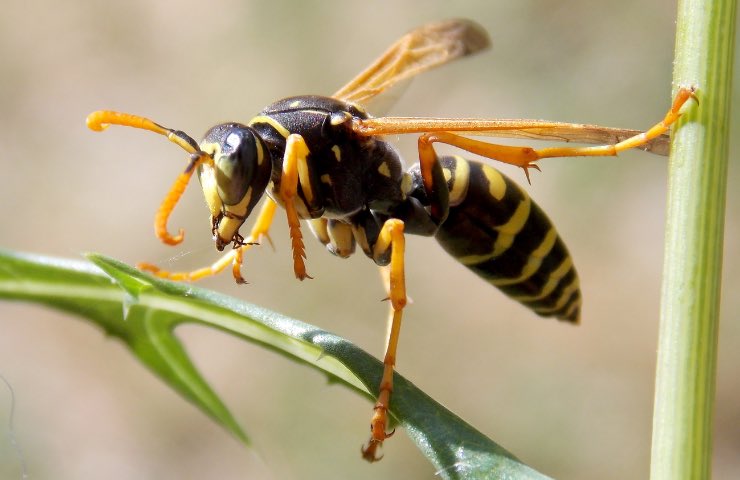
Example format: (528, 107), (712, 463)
(428, 156), (581, 322)
(196, 93), (580, 322)
(227, 95), (581, 323)
(85, 18), (697, 460)
(249, 96), (406, 220)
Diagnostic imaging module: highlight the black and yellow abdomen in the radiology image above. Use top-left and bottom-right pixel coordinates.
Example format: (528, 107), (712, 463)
(433, 156), (581, 323)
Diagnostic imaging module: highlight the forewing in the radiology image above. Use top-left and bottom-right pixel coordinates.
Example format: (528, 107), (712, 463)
(333, 19), (490, 108)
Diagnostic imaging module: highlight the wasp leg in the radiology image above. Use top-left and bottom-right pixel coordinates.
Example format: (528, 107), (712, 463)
(138, 198), (278, 283)
(418, 86), (697, 183)
(362, 219), (406, 462)
(279, 134), (314, 280)
(246, 197), (278, 249)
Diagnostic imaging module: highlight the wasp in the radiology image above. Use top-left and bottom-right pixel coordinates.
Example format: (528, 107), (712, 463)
(87, 19), (695, 461)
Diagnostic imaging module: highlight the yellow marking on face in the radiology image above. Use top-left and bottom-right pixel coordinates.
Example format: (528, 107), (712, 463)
(378, 162), (392, 178)
(289, 99), (302, 108)
(195, 143), (223, 219)
(320, 174), (333, 185)
(447, 156), (470, 206)
(199, 164), (223, 218)
(217, 187), (253, 243)
(199, 141), (220, 157)
(481, 164), (506, 201)
(248, 116), (291, 138)
(332, 145), (342, 162)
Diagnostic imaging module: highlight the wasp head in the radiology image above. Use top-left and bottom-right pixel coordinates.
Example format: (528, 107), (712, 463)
(198, 123), (272, 250)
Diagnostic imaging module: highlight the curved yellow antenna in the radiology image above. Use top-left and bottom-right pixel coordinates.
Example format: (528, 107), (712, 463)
(87, 110), (213, 245)
(86, 110), (202, 154)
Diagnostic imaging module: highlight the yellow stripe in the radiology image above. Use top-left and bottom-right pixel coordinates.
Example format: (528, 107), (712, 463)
(533, 276), (580, 315)
(481, 164), (506, 201)
(488, 228), (558, 286)
(562, 297), (582, 322)
(448, 156), (470, 206)
(510, 256), (573, 302)
(332, 145), (342, 162)
(490, 194), (531, 256)
(255, 135), (265, 165)
(249, 116), (291, 138)
(377, 162), (391, 177)
(457, 195), (533, 265)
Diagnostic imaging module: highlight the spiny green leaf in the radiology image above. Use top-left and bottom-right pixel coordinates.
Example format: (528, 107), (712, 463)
(1, 249), (550, 479)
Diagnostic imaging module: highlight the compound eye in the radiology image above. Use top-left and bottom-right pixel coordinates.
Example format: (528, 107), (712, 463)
(215, 127), (259, 205)
(225, 132), (242, 151)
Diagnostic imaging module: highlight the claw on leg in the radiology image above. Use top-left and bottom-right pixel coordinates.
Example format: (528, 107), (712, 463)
(138, 197), (279, 283)
(415, 86), (698, 183)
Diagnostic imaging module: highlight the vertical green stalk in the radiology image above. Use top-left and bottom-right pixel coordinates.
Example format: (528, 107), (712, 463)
(651, 0), (735, 479)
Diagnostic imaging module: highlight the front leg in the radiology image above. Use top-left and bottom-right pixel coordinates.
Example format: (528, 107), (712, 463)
(279, 134), (315, 280)
(138, 197), (278, 283)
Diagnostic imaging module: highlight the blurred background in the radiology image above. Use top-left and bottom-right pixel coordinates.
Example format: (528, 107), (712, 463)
(0, 1), (737, 479)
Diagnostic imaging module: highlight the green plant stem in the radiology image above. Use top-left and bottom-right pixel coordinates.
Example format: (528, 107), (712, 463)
(651, 0), (735, 479)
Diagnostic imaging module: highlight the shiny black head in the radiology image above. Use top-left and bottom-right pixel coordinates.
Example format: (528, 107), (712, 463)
(198, 123), (272, 248)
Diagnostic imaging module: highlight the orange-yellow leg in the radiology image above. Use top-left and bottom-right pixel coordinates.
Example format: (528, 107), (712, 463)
(279, 134), (313, 280)
(418, 86), (697, 183)
(362, 219), (407, 462)
(138, 199), (278, 283)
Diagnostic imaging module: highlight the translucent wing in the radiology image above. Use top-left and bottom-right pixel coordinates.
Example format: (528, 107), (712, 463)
(333, 19), (490, 107)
